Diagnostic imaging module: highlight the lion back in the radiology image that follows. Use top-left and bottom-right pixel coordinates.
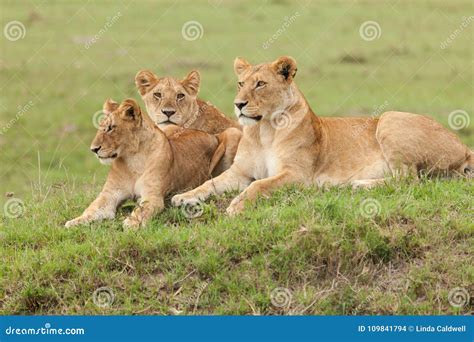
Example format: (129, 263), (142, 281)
(168, 128), (220, 190)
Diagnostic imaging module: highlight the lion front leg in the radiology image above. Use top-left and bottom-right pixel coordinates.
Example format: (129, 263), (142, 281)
(65, 189), (125, 228)
(171, 167), (251, 207)
(123, 195), (164, 230)
(226, 171), (296, 216)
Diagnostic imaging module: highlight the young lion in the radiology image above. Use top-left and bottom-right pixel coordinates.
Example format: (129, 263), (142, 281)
(65, 98), (236, 229)
(172, 56), (473, 215)
(135, 69), (240, 134)
(135, 69), (241, 174)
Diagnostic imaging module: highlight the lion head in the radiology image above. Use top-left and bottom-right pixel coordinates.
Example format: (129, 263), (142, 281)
(90, 98), (144, 165)
(135, 70), (200, 129)
(232, 56), (298, 126)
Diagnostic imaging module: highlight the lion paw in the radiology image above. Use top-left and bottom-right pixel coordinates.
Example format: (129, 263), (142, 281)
(226, 196), (245, 216)
(123, 217), (141, 230)
(171, 192), (200, 207)
(65, 217), (87, 228)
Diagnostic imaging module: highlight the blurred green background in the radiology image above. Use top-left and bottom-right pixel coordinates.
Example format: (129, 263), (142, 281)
(1, 0), (472, 200)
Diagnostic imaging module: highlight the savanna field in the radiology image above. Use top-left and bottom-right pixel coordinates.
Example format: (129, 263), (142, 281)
(0, 0), (473, 315)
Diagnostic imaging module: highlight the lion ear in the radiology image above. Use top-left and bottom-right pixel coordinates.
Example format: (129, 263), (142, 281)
(234, 57), (251, 76)
(181, 70), (200, 96)
(135, 70), (159, 96)
(103, 98), (118, 114)
(120, 99), (141, 121)
(271, 56), (297, 83)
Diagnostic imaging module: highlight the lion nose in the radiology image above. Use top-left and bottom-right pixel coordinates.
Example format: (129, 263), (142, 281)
(90, 146), (101, 154)
(234, 101), (248, 111)
(162, 109), (176, 118)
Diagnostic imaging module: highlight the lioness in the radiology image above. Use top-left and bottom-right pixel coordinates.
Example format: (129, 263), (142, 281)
(65, 98), (238, 229)
(172, 56), (473, 215)
(135, 69), (241, 173)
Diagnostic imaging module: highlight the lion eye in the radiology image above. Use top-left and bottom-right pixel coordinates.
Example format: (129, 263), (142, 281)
(177, 93), (185, 100)
(256, 81), (266, 88)
(153, 92), (162, 99)
(106, 125), (115, 133)
(238, 81), (244, 88)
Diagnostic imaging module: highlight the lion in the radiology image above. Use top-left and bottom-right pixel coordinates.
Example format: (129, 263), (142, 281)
(135, 69), (240, 134)
(135, 69), (241, 173)
(172, 56), (473, 215)
(65, 98), (241, 229)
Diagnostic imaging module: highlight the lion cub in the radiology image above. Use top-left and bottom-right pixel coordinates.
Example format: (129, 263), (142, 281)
(135, 69), (240, 134)
(65, 98), (236, 229)
(135, 69), (241, 174)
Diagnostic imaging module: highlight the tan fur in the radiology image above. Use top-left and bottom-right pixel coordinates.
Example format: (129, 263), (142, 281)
(65, 98), (232, 229)
(172, 56), (472, 215)
(135, 69), (241, 173)
(135, 69), (239, 134)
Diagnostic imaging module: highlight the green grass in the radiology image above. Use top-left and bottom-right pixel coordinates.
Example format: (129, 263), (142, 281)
(0, 0), (473, 315)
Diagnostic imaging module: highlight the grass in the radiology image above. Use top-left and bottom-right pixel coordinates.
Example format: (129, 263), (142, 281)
(0, 0), (473, 315)
(1, 179), (473, 314)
